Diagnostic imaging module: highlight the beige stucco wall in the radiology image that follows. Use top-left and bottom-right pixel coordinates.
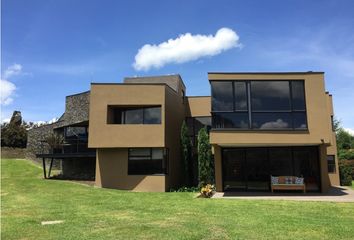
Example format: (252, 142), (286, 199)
(88, 84), (165, 148)
(186, 97), (211, 117)
(325, 94), (340, 186)
(90, 82), (187, 191)
(95, 148), (166, 192)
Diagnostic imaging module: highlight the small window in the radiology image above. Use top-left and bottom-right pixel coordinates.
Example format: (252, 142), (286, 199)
(64, 126), (87, 140)
(327, 155), (336, 173)
(128, 148), (168, 175)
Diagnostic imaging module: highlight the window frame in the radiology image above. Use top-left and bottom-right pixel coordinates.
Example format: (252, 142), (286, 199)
(327, 155), (336, 173)
(128, 148), (169, 175)
(107, 105), (162, 125)
(210, 80), (308, 131)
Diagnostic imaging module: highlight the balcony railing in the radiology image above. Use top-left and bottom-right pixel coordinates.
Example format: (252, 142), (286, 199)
(39, 138), (95, 155)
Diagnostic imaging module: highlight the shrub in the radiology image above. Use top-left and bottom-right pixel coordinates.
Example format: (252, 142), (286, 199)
(338, 149), (354, 160)
(200, 184), (215, 198)
(339, 160), (353, 186)
(197, 127), (213, 187)
(180, 121), (192, 186)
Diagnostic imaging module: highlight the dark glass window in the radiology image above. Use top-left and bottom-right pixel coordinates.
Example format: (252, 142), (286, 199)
(64, 126), (87, 140)
(211, 80), (307, 130)
(213, 113), (249, 129)
(107, 106), (161, 124)
(211, 81), (233, 111)
(144, 107), (161, 124)
(186, 116), (212, 146)
(327, 155), (336, 173)
(128, 148), (168, 175)
(125, 109), (143, 124)
(251, 81), (291, 111)
(252, 113), (292, 129)
(291, 81), (306, 110)
(269, 148), (293, 176)
(234, 82), (248, 111)
(293, 112), (307, 129)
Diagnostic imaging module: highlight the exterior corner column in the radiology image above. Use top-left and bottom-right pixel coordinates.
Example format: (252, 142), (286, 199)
(213, 145), (223, 192)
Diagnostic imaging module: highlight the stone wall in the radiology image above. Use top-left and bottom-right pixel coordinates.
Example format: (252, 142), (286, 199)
(61, 91), (90, 126)
(26, 121), (65, 160)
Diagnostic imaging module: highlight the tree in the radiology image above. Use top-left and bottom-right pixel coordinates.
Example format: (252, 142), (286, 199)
(197, 127), (213, 186)
(1, 111), (27, 148)
(333, 117), (354, 150)
(180, 121), (192, 186)
(337, 129), (354, 150)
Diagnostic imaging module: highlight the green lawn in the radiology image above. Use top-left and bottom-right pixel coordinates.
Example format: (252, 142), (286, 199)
(2, 159), (354, 240)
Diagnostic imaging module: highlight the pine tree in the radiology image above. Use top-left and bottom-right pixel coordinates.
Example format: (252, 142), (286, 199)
(180, 121), (192, 186)
(197, 127), (212, 186)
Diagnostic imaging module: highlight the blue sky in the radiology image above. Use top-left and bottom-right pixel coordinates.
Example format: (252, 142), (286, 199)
(1, 0), (354, 131)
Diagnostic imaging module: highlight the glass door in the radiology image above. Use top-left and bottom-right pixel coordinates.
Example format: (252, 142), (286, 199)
(246, 148), (270, 191)
(222, 149), (246, 191)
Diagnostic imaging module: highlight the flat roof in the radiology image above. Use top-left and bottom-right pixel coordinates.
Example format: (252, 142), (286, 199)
(208, 71), (324, 75)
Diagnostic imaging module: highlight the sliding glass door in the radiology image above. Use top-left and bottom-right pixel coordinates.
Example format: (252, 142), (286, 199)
(222, 149), (246, 191)
(222, 146), (320, 192)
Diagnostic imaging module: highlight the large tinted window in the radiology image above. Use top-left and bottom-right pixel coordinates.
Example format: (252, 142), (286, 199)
(269, 148), (293, 176)
(211, 81), (233, 111)
(128, 148), (168, 175)
(144, 107), (161, 124)
(251, 81), (291, 111)
(125, 109), (143, 124)
(252, 113), (292, 129)
(234, 82), (248, 111)
(213, 113), (249, 129)
(211, 80), (307, 130)
(291, 81), (306, 110)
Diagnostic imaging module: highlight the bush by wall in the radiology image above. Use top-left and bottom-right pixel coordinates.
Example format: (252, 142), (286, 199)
(197, 127), (213, 187)
(339, 159), (353, 186)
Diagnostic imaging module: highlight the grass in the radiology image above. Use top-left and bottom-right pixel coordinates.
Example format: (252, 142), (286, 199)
(2, 159), (354, 240)
(352, 181), (354, 189)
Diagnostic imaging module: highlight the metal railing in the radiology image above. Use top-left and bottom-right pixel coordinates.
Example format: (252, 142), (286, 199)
(39, 138), (95, 155)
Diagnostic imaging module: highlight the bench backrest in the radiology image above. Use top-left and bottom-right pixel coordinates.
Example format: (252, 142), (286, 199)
(277, 176), (296, 184)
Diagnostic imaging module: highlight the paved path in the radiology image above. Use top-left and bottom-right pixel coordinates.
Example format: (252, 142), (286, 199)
(212, 186), (354, 202)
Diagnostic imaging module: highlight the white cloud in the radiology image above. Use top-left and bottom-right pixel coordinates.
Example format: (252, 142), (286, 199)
(0, 79), (16, 105)
(1, 64), (23, 105)
(344, 128), (354, 136)
(4, 63), (22, 78)
(133, 27), (241, 71)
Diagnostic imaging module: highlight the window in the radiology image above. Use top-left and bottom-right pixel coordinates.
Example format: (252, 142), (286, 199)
(107, 106), (161, 124)
(64, 126), (88, 140)
(213, 112), (249, 129)
(234, 82), (248, 111)
(210, 80), (307, 130)
(211, 81), (233, 111)
(251, 81), (291, 111)
(186, 116), (212, 146)
(128, 148), (168, 175)
(327, 155), (336, 173)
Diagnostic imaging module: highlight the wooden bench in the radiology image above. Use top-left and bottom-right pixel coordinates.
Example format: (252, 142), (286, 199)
(271, 176), (306, 193)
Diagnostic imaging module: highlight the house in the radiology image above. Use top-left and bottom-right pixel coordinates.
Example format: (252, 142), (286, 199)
(28, 72), (340, 193)
(209, 72), (339, 193)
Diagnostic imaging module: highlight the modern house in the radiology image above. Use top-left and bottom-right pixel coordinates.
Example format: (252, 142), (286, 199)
(28, 72), (340, 193)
